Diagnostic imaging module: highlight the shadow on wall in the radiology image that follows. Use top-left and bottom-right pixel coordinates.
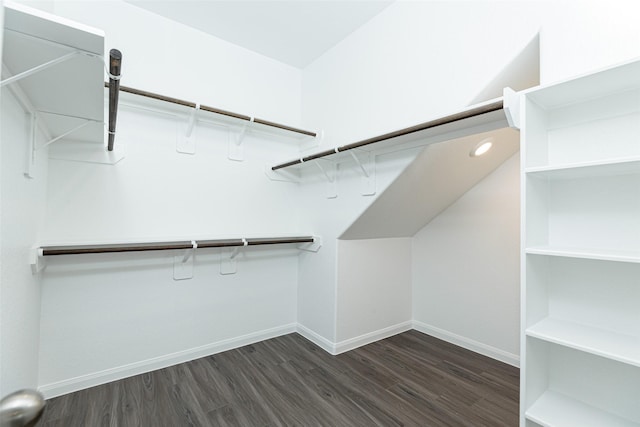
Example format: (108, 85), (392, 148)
(338, 33), (540, 240)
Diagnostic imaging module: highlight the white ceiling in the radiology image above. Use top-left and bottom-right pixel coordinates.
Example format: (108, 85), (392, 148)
(124, 1), (393, 68)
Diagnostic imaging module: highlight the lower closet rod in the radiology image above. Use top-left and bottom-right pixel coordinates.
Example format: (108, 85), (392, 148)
(40, 236), (315, 256)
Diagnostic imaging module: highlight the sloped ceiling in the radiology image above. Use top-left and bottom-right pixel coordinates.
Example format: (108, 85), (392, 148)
(339, 127), (520, 239)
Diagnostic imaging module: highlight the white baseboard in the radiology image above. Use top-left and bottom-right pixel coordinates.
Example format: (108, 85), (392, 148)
(296, 323), (336, 354)
(412, 320), (520, 367)
(39, 321), (518, 399)
(38, 323), (297, 399)
(333, 321), (413, 355)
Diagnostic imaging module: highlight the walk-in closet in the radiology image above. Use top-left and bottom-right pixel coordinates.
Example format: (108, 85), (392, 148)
(1, 1), (639, 426)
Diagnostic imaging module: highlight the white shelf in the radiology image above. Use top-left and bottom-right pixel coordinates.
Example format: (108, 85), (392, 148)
(2, 1), (105, 144)
(526, 157), (640, 179)
(527, 318), (640, 368)
(522, 60), (640, 427)
(525, 59), (640, 110)
(526, 390), (639, 427)
(526, 246), (640, 263)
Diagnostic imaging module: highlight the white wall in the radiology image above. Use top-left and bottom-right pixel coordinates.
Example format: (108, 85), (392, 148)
(413, 154), (520, 366)
(336, 238), (412, 351)
(540, 0), (640, 84)
(0, 86), (48, 396)
(299, 0), (640, 359)
(31, 1), (308, 397)
(39, 247), (299, 397)
(52, 1), (302, 125)
(299, 1), (542, 349)
(296, 149), (419, 349)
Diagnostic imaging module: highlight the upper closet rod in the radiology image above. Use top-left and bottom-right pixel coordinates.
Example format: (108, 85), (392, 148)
(109, 84), (317, 138)
(107, 49), (122, 151)
(271, 99), (505, 170)
(40, 236), (315, 256)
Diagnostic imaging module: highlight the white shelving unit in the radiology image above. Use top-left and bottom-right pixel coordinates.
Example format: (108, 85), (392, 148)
(1, 1), (119, 171)
(521, 59), (640, 426)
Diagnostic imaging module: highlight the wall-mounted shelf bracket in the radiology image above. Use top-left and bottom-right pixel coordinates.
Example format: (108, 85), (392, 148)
(264, 164), (300, 184)
(24, 111), (107, 176)
(36, 117), (102, 151)
(29, 247), (46, 274)
(25, 113), (38, 178)
(314, 159), (337, 199)
(220, 238), (247, 275)
(503, 87), (521, 129)
(228, 117), (254, 161)
(298, 236), (322, 253)
(349, 150), (376, 196)
(0, 50), (82, 88)
(177, 103), (199, 154)
(174, 240), (196, 280)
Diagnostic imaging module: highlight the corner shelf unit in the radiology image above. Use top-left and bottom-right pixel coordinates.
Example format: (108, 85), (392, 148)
(1, 1), (108, 171)
(521, 60), (640, 427)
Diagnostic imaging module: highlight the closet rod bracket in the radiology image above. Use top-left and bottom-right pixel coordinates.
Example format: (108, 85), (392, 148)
(263, 164), (300, 184)
(29, 247), (46, 274)
(349, 150), (376, 196)
(298, 236), (322, 253)
(314, 159), (337, 199)
(228, 118), (254, 161)
(220, 239), (247, 275)
(503, 87), (521, 129)
(174, 240), (197, 281)
(177, 104), (200, 154)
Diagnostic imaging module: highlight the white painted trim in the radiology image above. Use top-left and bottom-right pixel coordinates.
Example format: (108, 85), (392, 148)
(39, 321), (519, 399)
(296, 323), (336, 354)
(38, 323), (297, 399)
(334, 321), (413, 355)
(412, 320), (520, 367)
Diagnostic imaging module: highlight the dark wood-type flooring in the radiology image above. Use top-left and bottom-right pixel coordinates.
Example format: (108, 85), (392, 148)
(39, 330), (519, 426)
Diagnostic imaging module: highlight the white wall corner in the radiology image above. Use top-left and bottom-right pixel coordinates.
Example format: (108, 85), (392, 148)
(412, 320), (520, 368)
(296, 323), (337, 355)
(333, 321), (412, 355)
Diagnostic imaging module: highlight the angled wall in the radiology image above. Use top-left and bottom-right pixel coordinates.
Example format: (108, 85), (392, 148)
(340, 128), (520, 240)
(413, 154), (521, 366)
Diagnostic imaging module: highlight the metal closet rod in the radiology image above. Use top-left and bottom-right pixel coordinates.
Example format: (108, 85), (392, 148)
(40, 236), (315, 256)
(271, 99), (505, 170)
(104, 83), (316, 137)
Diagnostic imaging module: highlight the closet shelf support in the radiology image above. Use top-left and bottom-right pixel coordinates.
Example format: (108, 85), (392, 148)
(36, 119), (102, 151)
(0, 51), (80, 88)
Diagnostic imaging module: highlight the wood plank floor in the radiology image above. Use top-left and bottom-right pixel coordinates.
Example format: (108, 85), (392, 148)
(39, 331), (519, 426)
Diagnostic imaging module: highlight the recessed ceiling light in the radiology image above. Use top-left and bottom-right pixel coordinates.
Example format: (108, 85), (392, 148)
(470, 138), (493, 157)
